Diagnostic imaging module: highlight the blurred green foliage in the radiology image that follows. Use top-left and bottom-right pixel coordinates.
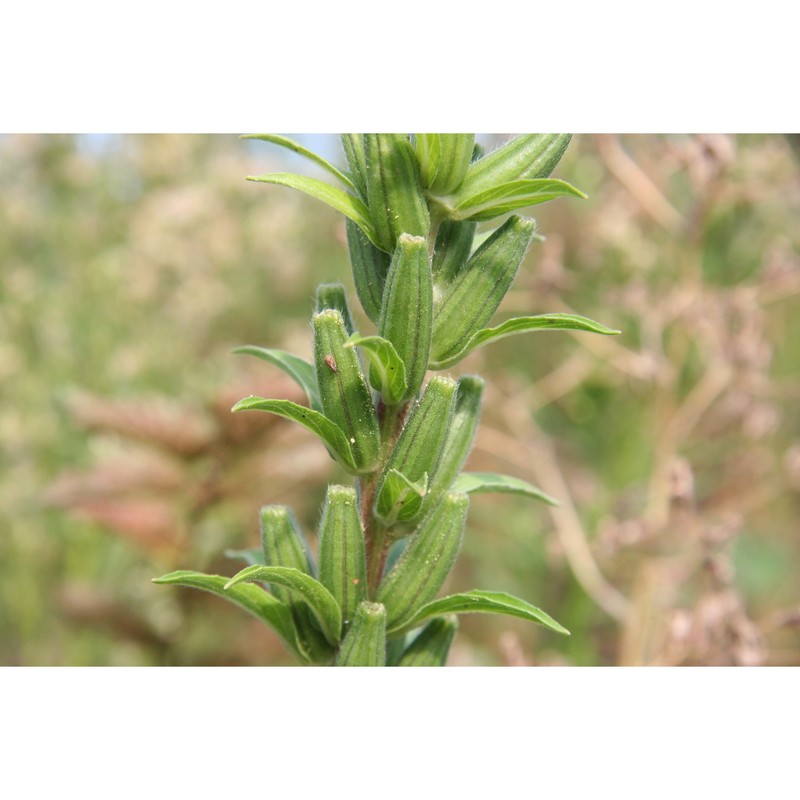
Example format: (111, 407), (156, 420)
(2, 134), (798, 665)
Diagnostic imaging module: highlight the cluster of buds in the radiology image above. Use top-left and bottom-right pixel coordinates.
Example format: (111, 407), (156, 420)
(155, 134), (618, 665)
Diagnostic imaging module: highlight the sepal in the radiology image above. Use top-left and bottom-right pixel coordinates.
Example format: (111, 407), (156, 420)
(377, 492), (469, 631)
(378, 233), (433, 402)
(430, 215), (537, 369)
(317, 485), (367, 626)
(313, 309), (381, 473)
(335, 601), (387, 666)
(346, 219), (391, 324)
(396, 615), (458, 666)
(454, 134), (573, 202)
(316, 283), (356, 336)
(424, 375), (484, 511)
(375, 376), (457, 527)
(364, 134), (430, 253)
(431, 219), (477, 287)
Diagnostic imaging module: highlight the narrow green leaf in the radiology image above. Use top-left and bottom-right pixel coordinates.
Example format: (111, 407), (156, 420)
(396, 615), (458, 666)
(152, 570), (303, 660)
(452, 472), (559, 507)
(231, 396), (356, 472)
(242, 134), (355, 191)
(335, 602), (387, 666)
(245, 173), (378, 247)
(396, 590), (571, 636)
(375, 469), (428, 527)
(429, 313), (621, 369)
(225, 565), (343, 646)
(344, 333), (408, 405)
(224, 548), (265, 566)
(453, 178), (587, 221)
(318, 485), (367, 626)
(232, 347), (321, 412)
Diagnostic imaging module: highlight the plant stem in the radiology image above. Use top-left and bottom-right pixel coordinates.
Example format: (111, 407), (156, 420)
(361, 397), (410, 596)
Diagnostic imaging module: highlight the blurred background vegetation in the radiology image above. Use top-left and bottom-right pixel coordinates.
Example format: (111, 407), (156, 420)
(2, 133), (798, 666)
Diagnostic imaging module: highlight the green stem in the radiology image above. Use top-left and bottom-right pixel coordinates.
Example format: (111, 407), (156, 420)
(361, 397), (409, 596)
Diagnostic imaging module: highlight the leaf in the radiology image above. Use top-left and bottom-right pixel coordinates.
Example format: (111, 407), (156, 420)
(375, 468), (428, 527)
(224, 548), (265, 566)
(395, 590), (570, 636)
(429, 313), (621, 369)
(345, 333), (408, 405)
(225, 565), (343, 646)
(242, 134), (355, 191)
(453, 178), (587, 221)
(231, 396), (357, 472)
(245, 173), (378, 247)
(451, 472), (559, 507)
(232, 346), (321, 411)
(152, 570), (303, 660)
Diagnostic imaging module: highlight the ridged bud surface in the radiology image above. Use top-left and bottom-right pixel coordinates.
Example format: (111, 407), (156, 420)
(378, 233), (432, 402)
(313, 309), (380, 473)
(317, 485), (367, 626)
(365, 134), (430, 253)
(335, 601), (387, 666)
(430, 215), (536, 367)
(377, 492), (469, 630)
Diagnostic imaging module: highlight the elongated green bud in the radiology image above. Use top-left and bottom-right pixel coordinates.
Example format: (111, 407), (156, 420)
(317, 485), (366, 625)
(315, 283), (356, 336)
(259, 506), (314, 586)
(364, 134), (430, 253)
(378, 233), (432, 402)
(341, 134), (368, 199)
(375, 376), (457, 526)
(260, 506), (333, 663)
(378, 492), (469, 630)
(313, 309), (380, 473)
(396, 615), (458, 666)
(335, 601), (387, 666)
(430, 215), (536, 367)
(428, 134), (475, 195)
(424, 375), (484, 510)
(431, 219), (477, 287)
(456, 134), (572, 200)
(346, 219), (390, 324)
